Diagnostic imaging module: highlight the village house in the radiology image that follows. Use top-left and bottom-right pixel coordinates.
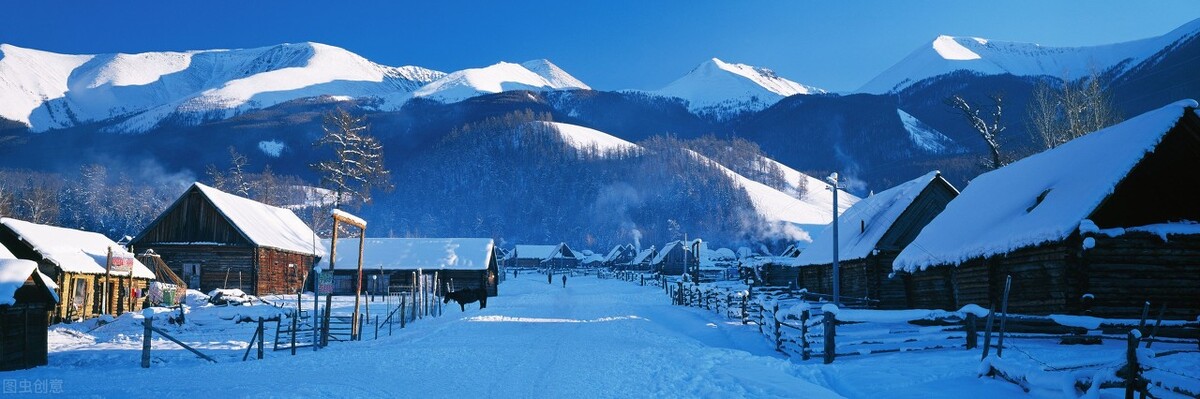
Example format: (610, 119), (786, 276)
(0, 218), (155, 322)
(627, 246), (657, 271)
(603, 244), (637, 269)
(318, 238), (499, 297)
(651, 240), (699, 276)
(130, 183), (324, 296)
(893, 100), (1200, 318)
(778, 244), (802, 258)
(791, 171), (958, 309)
(0, 253), (59, 370)
(512, 243), (579, 269)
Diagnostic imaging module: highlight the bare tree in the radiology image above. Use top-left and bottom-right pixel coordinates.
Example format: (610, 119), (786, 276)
(226, 147), (251, 196)
(947, 93), (1006, 170)
(312, 108), (392, 206)
(1028, 71), (1122, 149)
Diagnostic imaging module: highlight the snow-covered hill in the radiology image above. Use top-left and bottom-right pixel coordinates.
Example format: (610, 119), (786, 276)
(0, 42), (444, 133)
(652, 58), (825, 118)
(412, 60), (589, 104)
(543, 121), (638, 156)
(860, 18), (1200, 93)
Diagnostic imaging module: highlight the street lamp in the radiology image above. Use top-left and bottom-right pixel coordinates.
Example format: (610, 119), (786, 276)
(826, 173), (842, 307)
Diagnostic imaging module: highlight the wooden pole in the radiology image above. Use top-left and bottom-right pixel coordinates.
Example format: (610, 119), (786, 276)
(801, 309), (811, 360)
(1146, 303), (1167, 349)
(981, 304), (996, 360)
(400, 296), (406, 329)
(966, 312), (978, 349)
(326, 218), (338, 346)
(257, 317), (264, 360)
(996, 275), (1012, 358)
(823, 311), (836, 364)
(352, 225), (365, 340)
(105, 247), (113, 315)
(1125, 330), (1141, 399)
(290, 314), (298, 355)
(141, 316), (152, 368)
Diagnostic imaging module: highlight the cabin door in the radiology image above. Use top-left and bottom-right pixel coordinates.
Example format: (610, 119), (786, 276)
(71, 278), (88, 320)
(183, 263), (201, 288)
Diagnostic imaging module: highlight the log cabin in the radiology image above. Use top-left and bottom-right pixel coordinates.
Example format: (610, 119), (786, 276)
(651, 240), (699, 276)
(130, 183), (324, 296)
(627, 247), (656, 272)
(603, 244), (637, 269)
(792, 171), (958, 309)
(893, 100), (1200, 318)
(318, 238), (499, 297)
(0, 218), (155, 322)
(0, 258), (59, 371)
(512, 243), (578, 269)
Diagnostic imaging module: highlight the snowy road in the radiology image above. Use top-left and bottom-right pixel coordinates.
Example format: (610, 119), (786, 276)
(10, 274), (1087, 398)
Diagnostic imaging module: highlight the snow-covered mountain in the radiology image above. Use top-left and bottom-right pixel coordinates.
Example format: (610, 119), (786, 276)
(412, 60), (589, 104)
(0, 42), (445, 133)
(651, 58), (825, 118)
(860, 18), (1200, 94)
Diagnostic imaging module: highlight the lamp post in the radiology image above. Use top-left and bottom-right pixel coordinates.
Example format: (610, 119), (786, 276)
(826, 173), (842, 306)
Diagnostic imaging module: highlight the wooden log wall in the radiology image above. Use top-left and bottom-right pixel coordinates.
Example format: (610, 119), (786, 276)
(140, 245), (255, 294)
(1082, 232), (1200, 319)
(255, 248), (314, 296)
(0, 304), (49, 371)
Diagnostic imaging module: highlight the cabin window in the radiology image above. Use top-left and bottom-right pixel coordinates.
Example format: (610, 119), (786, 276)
(183, 263), (201, 288)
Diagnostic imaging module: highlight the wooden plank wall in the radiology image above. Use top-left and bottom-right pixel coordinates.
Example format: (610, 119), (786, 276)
(0, 304), (49, 371)
(255, 248), (313, 296)
(1083, 232), (1200, 319)
(141, 245), (256, 294)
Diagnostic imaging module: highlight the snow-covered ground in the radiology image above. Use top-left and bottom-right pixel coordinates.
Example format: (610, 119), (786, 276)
(10, 275), (1196, 398)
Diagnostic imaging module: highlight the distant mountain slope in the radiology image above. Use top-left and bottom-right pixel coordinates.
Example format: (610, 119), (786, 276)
(0, 42), (444, 133)
(651, 58), (824, 118)
(412, 61), (589, 104)
(860, 18), (1200, 93)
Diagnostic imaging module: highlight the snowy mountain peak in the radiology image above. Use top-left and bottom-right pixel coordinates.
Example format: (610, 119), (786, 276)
(652, 58), (824, 119)
(860, 18), (1200, 94)
(521, 59), (590, 90)
(413, 60), (589, 104)
(0, 42), (445, 133)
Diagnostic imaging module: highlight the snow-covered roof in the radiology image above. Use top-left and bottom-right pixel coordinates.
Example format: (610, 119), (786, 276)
(193, 183), (325, 257)
(0, 259), (58, 305)
(513, 244), (554, 260)
(0, 243), (14, 259)
(894, 100), (1198, 272)
(317, 238), (494, 271)
(632, 248), (655, 264)
(603, 245), (634, 263)
(796, 172), (951, 267)
(651, 241), (684, 265)
(0, 218), (155, 279)
(512, 243), (576, 262)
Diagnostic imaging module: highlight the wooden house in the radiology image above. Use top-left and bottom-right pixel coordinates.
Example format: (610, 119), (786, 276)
(603, 244), (637, 269)
(318, 238), (499, 297)
(651, 240), (698, 276)
(778, 244), (802, 258)
(512, 243), (578, 269)
(627, 247), (656, 272)
(130, 183), (324, 296)
(793, 171), (958, 309)
(894, 100), (1200, 318)
(0, 258), (59, 371)
(0, 218), (155, 322)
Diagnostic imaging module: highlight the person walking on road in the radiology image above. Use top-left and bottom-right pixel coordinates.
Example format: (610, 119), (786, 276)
(562, 274), (567, 288)
(548, 270), (553, 285)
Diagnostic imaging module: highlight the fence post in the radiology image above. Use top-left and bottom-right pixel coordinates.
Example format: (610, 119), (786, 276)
(823, 311), (836, 364)
(291, 314), (298, 356)
(997, 276), (1012, 358)
(1125, 330), (1142, 399)
(981, 304), (996, 360)
(1146, 303), (1166, 349)
(141, 316), (152, 368)
(801, 309), (811, 361)
(773, 303), (782, 352)
(741, 294), (748, 325)
(257, 317), (264, 360)
(375, 315), (379, 340)
(965, 312), (978, 349)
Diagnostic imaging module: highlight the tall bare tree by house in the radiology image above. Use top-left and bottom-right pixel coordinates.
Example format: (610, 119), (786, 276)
(311, 108), (392, 207)
(947, 93), (1006, 170)
(1028, 71), (1122, 149)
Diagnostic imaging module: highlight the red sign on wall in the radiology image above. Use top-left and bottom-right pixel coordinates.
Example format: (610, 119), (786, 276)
(110, 257), (134, 274)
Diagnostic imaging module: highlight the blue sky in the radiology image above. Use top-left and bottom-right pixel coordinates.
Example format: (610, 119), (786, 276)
(4, 1), (1198, 92)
